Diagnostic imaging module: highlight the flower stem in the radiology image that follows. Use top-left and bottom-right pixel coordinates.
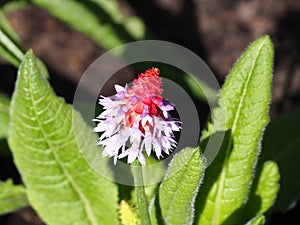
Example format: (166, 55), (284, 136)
(131, 161), (152, 225)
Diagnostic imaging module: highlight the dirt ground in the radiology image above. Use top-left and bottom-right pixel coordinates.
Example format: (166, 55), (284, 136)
(1, 0), (300, 224)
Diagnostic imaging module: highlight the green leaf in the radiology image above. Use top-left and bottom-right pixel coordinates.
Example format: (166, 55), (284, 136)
(183, 73), (217, 104)
(152, 147), (204, 225)
(0, 10), (24, 67)
(119, 200), (140, 225)
(0, 179), (28, 215)
(245, 215), (265, 225)
(0, 93), (10, 139)
(28, 1), (218, 103)
(91, 0), (146, 40)
(30, 0), (147, 49)
(8, 50), (119, 225)
(195, 36), (274, 225)
(0, 10), (49, 78)
(261, 105), (300, 211)
(2, 0), (29, 13)
(238, 161), (280, 224)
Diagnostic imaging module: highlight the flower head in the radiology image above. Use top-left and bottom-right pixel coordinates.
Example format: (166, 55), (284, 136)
(93, 68), (181, 165)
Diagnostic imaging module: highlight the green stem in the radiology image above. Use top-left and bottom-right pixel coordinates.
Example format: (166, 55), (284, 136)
(131, 161), (152, 225)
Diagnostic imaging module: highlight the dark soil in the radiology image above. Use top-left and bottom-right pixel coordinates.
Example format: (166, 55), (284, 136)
(1, 0), (300, 224)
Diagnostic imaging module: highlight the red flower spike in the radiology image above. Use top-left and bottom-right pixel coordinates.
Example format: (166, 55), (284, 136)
(94, 67), (181, 166)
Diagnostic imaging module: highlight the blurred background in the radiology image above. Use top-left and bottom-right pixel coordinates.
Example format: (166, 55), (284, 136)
(0, 0), (300, 224)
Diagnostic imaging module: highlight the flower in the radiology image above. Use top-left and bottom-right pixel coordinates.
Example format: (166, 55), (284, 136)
(93, 67), (181, 166)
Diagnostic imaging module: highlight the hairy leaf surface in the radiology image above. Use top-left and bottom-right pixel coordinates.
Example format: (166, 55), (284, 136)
(9, 51), (119, 225)
(153, 147), (204, 225)
(195, 36), (274, 225)
(238, 161), (280, 223)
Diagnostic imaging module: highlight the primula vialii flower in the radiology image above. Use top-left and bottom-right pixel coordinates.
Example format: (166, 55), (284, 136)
(93, 68), (181, 166)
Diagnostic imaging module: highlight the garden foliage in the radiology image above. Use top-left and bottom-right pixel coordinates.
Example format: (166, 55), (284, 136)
(0, 1), (299, 225)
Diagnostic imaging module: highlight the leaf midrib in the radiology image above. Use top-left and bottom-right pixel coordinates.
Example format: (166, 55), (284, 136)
(211, 40), (267, 225)
(27, 73), (98, 225)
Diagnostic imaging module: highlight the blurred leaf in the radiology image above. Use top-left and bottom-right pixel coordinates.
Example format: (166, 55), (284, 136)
(29, 0), (217, 103)
(119, 200), (140, 225)
(8, 50), (119, 225)
(195, 36), (274, 225)
(91, 0), (146, 40)
(2, 0), (29, 13)
(245, 215), (265, 225)
(238, 161), (280, 224)
(0, 10), (23, 67)
(151, 147), (204, 225)
(0, 93), (10, 139)
(0, 10), (49, 78)
(30, 0), (147, 49)
(0, 179), (28, 215)
(261, 105), (300, 211)
(183, 73), (217, 104)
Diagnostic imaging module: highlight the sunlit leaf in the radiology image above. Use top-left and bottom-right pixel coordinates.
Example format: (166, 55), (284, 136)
(152, 147), (204, 225)
(0, 179), (28, 215)
(8, 50), (119, 225)
(195, 36), (274, 225)
(238, 161), (280, 223)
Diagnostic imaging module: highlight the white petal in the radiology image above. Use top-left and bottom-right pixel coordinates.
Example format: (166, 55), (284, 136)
(162, 136), (171, 149)
(138, 152), (146, 166)
(115, 84), (125, 93)
(162, 109), (168, 118)
(114, 155), (118, 165)
(144, 137), (152, 156)
(154, 143), (162, 158)
(141, 115), (153, 127)
(170, 121), (181, 131)
(127, 149), (139, 164)
(118, 150), (129, 159)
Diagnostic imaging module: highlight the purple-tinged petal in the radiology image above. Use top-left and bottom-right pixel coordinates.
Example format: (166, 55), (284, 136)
(138, 152), (146, 166)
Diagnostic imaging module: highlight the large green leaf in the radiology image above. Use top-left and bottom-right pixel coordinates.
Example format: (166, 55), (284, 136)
(261, 105), (300, 211)
(238, 161), (280, 224)
(0, 179), (28, 215)
(30, 0), (147, 49)
(8, 50), (119, 225)
(0, 93), (10, 139)
(151, 147), (204, 225)
(195, 36), (274, 225)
